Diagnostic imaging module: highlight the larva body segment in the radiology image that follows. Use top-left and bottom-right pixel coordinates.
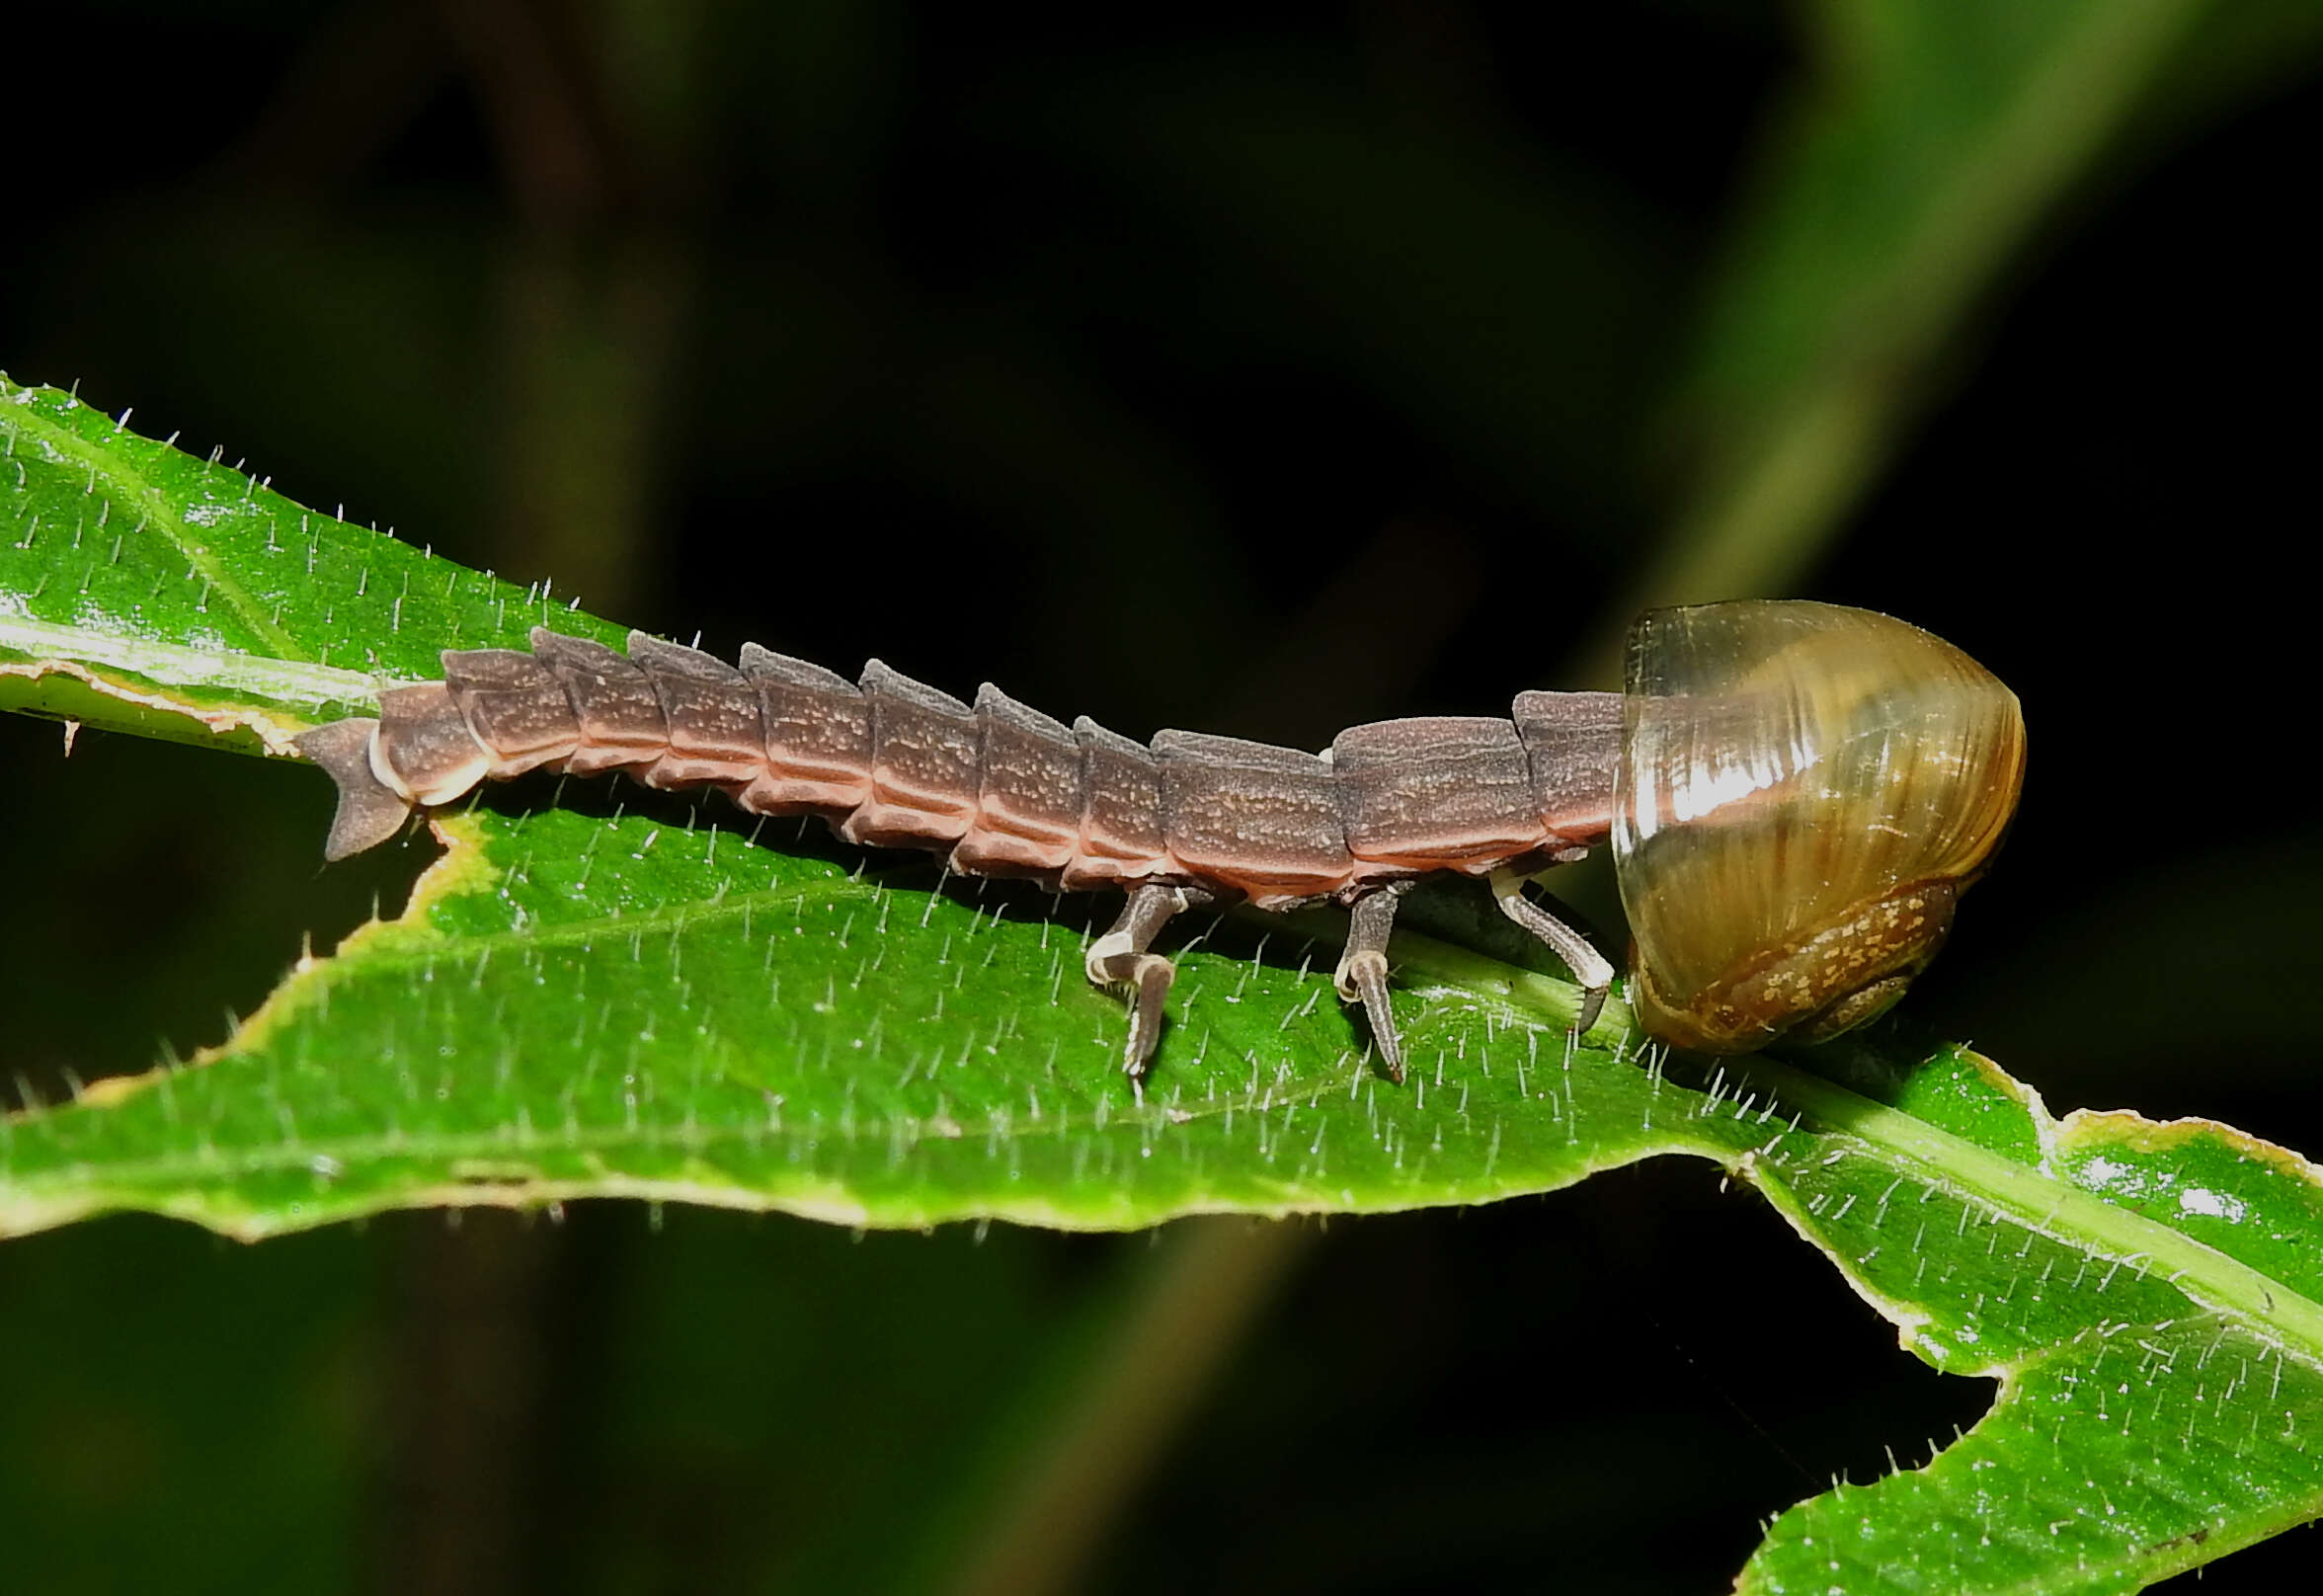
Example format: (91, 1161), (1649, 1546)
(625, 635), (765, 791)
(1064, 718), (1169, 891)
(440, 649), (578, 778)
(299, 625), (1627, 1084)
(1334, 715), (1541, 872)
(735, 645), (871, 821)
(845, 662), (981, 849)
(1155, 730), (1353, 907)
(1511, 691), (1628, 848)
(957, 685), (1082, 879)
(527, 632), (667, 777)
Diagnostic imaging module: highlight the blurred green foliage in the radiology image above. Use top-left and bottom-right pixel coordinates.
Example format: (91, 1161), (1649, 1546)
(4, 1), (2320, 1590)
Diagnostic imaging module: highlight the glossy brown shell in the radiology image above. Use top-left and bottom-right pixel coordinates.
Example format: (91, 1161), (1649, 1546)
(1613, 601), (2026, 1054)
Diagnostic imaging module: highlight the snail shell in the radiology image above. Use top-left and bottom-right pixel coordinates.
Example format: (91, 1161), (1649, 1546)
(1614, 600), (2025, 1054)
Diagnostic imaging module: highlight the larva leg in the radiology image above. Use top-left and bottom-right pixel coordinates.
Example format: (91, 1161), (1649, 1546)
(1334, 881), (1413, 1082)
(1085, 884), (1216, 1086)
(1487, 865), (1613, 1036)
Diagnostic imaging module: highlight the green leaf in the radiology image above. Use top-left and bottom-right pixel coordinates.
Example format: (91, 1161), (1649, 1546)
(6, 373), (2321, 1589)
(1735, 1056), (2323, 1591)
(0, 376), (623, 754)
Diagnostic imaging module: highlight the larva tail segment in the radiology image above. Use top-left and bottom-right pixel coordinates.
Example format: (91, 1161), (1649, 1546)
(372, 681), (497, 805)
(294, 717), (413, 861)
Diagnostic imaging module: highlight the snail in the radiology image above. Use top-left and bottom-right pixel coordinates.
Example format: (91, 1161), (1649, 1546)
(299, 598), (2024, 1078)
(1613, 601), (2024, 1053)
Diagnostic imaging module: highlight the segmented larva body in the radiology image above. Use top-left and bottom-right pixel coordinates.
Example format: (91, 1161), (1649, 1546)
(300, 603), (2028, 1077)
(298, 626), (1626, 1083)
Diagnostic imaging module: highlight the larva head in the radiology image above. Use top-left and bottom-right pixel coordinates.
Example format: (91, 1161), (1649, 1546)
(1612, 600), (2025, 1054)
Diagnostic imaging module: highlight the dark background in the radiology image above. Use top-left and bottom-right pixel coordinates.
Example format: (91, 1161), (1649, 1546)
(3, 2), (2319, 1591)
